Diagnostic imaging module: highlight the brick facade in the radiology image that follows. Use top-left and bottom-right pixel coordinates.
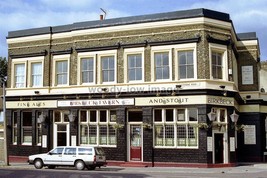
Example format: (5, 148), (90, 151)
(5, 8), (264, 166)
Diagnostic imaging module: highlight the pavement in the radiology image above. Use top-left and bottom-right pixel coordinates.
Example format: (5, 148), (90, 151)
(0, 161), (267, 173)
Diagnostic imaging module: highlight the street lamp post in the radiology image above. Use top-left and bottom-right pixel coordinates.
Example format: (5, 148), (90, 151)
(2, 78), (9, 165)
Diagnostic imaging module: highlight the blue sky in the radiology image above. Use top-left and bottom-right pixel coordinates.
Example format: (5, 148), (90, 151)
(0, 0), (267, 59)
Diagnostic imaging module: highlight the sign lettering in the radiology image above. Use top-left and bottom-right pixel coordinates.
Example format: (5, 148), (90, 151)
(58, 98), (134, 107)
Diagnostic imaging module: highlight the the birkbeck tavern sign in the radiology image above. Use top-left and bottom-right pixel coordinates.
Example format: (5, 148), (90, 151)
(6, 96), (234, 109)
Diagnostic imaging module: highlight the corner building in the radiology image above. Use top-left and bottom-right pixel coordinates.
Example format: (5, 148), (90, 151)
(6, 8), (265, 167)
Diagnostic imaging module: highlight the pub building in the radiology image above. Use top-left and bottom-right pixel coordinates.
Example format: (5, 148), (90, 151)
(5, 8), (266, 167)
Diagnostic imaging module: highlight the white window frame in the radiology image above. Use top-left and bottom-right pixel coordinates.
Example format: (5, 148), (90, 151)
(21, 112), (32, 145)
(79, 109), (117, 147)
(36, 111), (42, 146)
(211, 108), (227, 124)
(52, 54), (70, 87)
(97, 50), (117, 84)
(124, 47), (145, 83)
(209, 43), (228, 81)
(13, 62), (26, 88)
(12, 60), (26, 88)
(28, 57), (44, 87)
(77, 52), (97, 85)
(153, 108), (198, 149)
(151, 46), (172, 81)
(11, 56), (44, 88)
(174, 43), (197, 80)
(12, 112), (18, 145)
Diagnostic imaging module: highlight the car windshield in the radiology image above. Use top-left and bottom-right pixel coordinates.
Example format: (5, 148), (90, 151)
(95, 148), (105, 155)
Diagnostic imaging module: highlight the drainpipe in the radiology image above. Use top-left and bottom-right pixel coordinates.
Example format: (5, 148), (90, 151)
(2, 77), (9, 165)
(47, 27), (52, 150)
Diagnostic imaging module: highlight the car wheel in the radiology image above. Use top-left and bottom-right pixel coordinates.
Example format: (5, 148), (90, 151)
(34, 159), (43, 169)
(75, 160), (85, 170)
(48, 165), (55, 169)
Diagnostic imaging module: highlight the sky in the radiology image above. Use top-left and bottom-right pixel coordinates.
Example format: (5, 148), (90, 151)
(0, 0), (267, 60)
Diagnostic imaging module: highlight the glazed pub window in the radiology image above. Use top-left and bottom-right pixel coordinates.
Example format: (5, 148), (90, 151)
(178, 50), (194, 79)
(212, 108), (227, 123)
(31, 62), (42, 87)
(212, 51), (223, 79)
(56, 60), (68, 85)
(79, 110), (116, 147)
(154, 108), (198, 148)
(12, 112), (18, 144)
(155, 52), (170, 80)
(22, 112), (32, 145)
(101, 56), (115, 83)
(81, 57), (94, 83)
(128, 54), (142, 81)
(14, 63), (25, 88)
(54, 111), (69, 123)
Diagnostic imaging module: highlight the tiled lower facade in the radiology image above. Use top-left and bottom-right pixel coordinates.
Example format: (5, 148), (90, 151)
(7, 94), (261, 166)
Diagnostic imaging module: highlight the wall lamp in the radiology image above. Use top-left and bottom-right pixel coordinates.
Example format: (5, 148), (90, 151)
(68, 111), (76, 122)
(34, 91), (40, 95)
(230, 110), (239, 123)
(37, 112), (46, 124)
(207, 109), (216, 122)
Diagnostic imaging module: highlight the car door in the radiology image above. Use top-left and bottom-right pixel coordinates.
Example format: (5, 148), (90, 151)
(61, 147), (77, 165)
(43, 147), (64, 165)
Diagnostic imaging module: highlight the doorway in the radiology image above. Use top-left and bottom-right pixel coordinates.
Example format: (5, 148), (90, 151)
(130, 125), (142, 161)
(128, 110), (143, 162)
(53, 111), (70, 148)
(55, 124), (69, 147)
(214, 133), (224, 163)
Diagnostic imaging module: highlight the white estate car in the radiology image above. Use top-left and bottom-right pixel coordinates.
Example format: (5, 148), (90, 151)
(28, 146), (106, 170)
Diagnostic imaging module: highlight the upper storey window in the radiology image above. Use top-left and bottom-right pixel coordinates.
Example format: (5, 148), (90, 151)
(155, 52), (170, 80)
(12, 56), (44, 88)
(98, 50), (117, 84)
(101, 56), (115, 83)
(14, 63), (25, 88)
(209, 43), (228, 81)
(53, 54), (70, 86)
(31, 62), (42, 87)
(152, 43), (197, 82)
(56, 61), (68, 85)
(77, 50), (117, 85)
(124, 47), (144, 83)
(128, 54), (142, 81)
(151, 46), (172, 81)
(77, 52), (96, 85)
(178, 50), (194, 79)
(81, 58), (94, 83)
(212, 51), (223, 79)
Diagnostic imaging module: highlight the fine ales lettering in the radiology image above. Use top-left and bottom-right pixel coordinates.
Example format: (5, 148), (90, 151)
(208, 98), (233, 105)
(17, 102), (45, 107)
(149, 98), (189, 104)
